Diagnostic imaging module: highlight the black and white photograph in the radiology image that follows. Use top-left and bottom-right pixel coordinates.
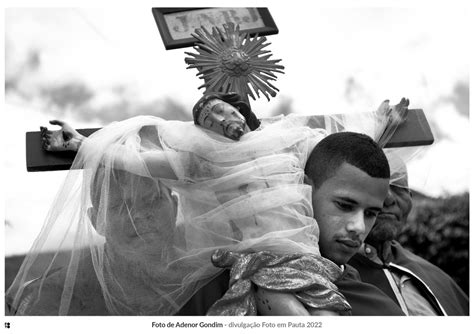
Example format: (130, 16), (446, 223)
(3, 0), (471, 332)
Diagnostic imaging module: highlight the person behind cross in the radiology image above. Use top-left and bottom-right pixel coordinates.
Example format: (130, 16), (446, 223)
(348, 153), (469, 315)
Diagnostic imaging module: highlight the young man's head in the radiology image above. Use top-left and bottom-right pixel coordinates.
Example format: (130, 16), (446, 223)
(364, 154), (412, 248)
(304, 132), (390, 265)
(193, 92), (260, 140)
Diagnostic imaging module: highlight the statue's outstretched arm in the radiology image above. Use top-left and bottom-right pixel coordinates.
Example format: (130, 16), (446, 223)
(41, 120), (177, 180)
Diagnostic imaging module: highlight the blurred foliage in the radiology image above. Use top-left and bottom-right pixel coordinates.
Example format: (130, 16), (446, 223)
(399, 192), (469, 296)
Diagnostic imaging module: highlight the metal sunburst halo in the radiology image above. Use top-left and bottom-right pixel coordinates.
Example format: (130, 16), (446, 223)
(185, 23), (284, 101)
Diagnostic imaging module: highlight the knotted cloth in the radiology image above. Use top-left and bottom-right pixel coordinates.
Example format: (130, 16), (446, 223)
(207, 250), (352, 315)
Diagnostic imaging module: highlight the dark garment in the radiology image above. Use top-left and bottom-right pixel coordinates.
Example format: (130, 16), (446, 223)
(334, 264), (405, 316)
(177, 265), (405, 316)
(177, 270), (229, 316)
(348, 241), (469, 315)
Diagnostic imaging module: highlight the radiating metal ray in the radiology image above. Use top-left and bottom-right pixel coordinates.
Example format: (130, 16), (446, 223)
(185, 22), (284, 101)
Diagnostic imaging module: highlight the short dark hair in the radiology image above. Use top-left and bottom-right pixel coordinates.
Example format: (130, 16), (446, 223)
(192, 92), (261, 131)
(305, 132), (390, 189)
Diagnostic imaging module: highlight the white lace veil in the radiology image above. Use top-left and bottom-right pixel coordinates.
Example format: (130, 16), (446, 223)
(384, 146), (424, 189)
(6, 103), (417, 315)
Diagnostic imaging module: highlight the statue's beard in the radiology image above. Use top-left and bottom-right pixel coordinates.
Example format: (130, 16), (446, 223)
(223, 121), (245, 140)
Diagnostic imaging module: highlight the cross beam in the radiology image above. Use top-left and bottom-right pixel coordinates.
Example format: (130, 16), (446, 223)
(26, 109), (433, 172)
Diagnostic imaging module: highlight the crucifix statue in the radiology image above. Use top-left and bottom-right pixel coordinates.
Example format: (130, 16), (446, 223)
(25, 8), (432, 172)
(10, 7), (435, 316)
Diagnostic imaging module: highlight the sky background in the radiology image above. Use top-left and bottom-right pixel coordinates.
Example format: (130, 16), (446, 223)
(3, 2), (470, 256)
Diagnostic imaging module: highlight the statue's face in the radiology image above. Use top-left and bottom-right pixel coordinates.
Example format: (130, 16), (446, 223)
(198, 100), (249, 140)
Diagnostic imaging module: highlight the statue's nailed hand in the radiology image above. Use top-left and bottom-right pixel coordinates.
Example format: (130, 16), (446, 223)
(40, 120), (84, 152)
(376, 97), (410, 126)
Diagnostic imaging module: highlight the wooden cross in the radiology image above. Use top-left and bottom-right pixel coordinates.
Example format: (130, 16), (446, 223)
(25, 7), (434, 172)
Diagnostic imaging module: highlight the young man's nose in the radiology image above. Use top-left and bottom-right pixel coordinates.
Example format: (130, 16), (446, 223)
(346, 211), (366, 234)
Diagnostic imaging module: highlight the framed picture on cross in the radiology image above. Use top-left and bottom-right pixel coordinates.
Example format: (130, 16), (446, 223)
(152, 7), (279, 50)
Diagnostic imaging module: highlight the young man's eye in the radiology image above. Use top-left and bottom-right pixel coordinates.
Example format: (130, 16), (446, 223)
(335, 201), (353, 211)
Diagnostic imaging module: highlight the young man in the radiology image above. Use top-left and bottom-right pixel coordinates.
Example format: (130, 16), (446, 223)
(348, 155), (469, 315)
(178, 132), (405, 316)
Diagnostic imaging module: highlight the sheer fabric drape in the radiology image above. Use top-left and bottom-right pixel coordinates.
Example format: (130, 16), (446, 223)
(7, 110), (410, 315)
